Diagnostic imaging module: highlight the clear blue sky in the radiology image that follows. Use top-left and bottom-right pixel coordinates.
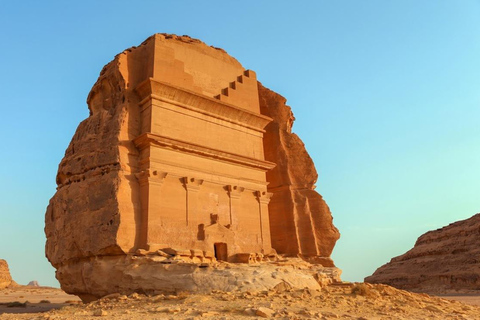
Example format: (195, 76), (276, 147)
(0, 1), (479, 287)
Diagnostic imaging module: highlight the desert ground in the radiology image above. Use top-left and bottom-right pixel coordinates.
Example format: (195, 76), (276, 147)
(440, 295), (480, 307)
(1, 284), (480, 320)
(0, 285), (80, 317)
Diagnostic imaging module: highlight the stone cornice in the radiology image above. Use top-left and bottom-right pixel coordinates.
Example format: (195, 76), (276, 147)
(134, 133), (276, 172)
(135, 78), (272, 133)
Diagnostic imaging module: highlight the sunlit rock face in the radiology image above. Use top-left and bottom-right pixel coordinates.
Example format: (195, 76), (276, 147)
(0, 259), (13, 289)
(259, 85), (340, 267)
(366, 213), (480, 294)
(45, 34), (340, 301)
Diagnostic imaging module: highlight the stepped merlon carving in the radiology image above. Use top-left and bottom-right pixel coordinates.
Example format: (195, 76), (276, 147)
(214, 70), (260, 113)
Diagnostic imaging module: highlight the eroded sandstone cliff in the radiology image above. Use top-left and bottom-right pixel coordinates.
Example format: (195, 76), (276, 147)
(365, 213), (480, 293)
(45, 34), (340, 301)
(259, 85), (340, 267)
(0, 259), (13, 289)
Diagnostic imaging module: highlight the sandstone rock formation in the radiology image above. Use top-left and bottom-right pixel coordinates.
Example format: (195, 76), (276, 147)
(53, 255), (340, 300)
(259, 85), (339, 267)
(45, 34), (340, 301)
(0, 259), (13, 289)
(365, 213), (480, 294)
(27, 280), (40, 287)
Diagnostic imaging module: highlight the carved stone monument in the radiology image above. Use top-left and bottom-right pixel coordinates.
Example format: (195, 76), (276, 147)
(45, 34), (340, 301)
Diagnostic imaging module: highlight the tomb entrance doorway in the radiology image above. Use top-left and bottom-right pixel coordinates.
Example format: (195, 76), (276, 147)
(214, 242), (228, 261)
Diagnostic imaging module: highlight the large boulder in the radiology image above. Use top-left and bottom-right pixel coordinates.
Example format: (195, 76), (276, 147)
(45, 34), (340, 301)
(0, 259), (13, 289)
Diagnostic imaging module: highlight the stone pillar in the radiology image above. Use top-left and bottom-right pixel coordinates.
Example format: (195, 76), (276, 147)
(255, 190), (273, 252)
(135, 170), (168, 250)
(227, 185), (244, 227)
(182, 177), (203, 227)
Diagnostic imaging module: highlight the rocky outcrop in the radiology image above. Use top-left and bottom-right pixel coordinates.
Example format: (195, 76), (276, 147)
(0, 259), (13, 289)
(365, 213), (480, 294)
(45, 34), (340, 301)
(58, 255), (341, 302)
(27, 281), (40, 287)
(259, 85), (340, 267)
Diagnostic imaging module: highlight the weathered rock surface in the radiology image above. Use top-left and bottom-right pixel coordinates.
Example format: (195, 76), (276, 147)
(58, 256), (341, 302)
(366, 213), (480, 294)
(0, 259), (13, 289)
(27, 280), (40, 287)
(259, 85), (340, 266)
(45, 33), (340, 301)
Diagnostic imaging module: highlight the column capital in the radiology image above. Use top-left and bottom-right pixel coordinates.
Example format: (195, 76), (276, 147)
(182, 176), (204, 192)
(255, 190), (273, 204)
(135, 170), (168, 186)
(227, 185), (245, 199)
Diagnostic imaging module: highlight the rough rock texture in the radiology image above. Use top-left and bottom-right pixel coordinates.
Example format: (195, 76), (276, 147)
(366, 213), (480, 294)
(58, 256), (341, 303)
(4, 283), (480, 320)
(259, 85), (340, 266)
(0, 260), (13, 289)
(45, 34), (340, 300)
(27, 280), (40, 287)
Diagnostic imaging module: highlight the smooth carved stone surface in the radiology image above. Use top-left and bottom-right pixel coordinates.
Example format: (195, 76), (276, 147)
(0, 259), (13, 289)
(365, 213), (480, 294)
(45, 33), (340, 300)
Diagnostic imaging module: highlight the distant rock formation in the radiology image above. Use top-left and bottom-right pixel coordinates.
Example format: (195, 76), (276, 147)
(27, 281), (40, 287)
(366, 213), (480, 294)
(45, 34), (340, 301)
(0, 259), (13, 288)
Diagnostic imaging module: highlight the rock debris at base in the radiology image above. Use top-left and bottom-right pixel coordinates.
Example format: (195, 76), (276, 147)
(2, 283), (480, 320)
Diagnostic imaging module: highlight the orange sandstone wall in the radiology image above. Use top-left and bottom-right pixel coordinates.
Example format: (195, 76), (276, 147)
(45, 36), (154, 267)
(45, 35), (340, 298)
(259, 85), (340, 267)
(45, 34), (274, 269)
(0, 259), (13, 289)
(366, 213), (480, 293)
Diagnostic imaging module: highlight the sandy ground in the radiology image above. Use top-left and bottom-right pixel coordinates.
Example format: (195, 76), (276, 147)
(440, 295), (480, 307)
(0, 286), (81, 316)
(1, 284), (480, 319)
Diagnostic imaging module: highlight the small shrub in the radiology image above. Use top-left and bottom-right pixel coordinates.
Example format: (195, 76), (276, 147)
(65, 300), (81, 304)
(351, 283), (372, 297)
(39, 300), (51, 304)
(6, 301), (27, 308)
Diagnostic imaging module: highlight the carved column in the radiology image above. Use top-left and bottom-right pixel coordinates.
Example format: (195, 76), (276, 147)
(227, 185), (244, 227)
(182, 177), (203, 227)
(135, 170), (168, 250)
(255, 190), (273, 252)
